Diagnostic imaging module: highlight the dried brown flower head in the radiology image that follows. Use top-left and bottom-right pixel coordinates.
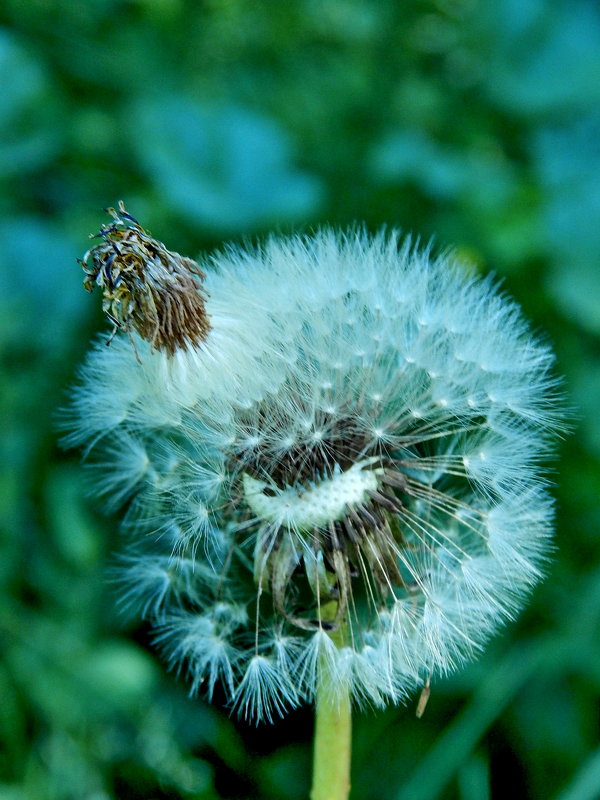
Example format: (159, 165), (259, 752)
(80, 202), (210, 358)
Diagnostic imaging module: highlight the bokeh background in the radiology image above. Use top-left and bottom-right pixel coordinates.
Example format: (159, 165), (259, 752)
(1, 1), (599, 798)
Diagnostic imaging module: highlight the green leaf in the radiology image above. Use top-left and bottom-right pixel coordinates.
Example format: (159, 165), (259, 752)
(130, 98), (324, 233)
(0, 31), (62, 176)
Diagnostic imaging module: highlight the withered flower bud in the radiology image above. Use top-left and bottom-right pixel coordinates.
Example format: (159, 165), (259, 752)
(79, 201), (210, 357)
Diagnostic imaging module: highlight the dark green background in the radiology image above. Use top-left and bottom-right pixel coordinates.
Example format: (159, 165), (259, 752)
(1, 1), (598, 798)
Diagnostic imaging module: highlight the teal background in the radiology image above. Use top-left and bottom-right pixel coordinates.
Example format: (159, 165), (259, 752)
(1, 1), (599, 798)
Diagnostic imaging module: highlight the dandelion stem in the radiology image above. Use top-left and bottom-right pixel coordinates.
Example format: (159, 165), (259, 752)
(311, 602), (352, 800)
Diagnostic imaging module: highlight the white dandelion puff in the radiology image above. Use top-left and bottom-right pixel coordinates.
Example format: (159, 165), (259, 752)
(66, 207), (565, 722)
(155, 610), (240, 699)
(233, 655), (300, 724)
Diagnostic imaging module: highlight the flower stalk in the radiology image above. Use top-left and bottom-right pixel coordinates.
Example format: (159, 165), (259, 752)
(311, 602), (352, 800)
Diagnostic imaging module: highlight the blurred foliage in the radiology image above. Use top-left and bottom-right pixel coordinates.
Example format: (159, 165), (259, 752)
(0, 1), (598, 798)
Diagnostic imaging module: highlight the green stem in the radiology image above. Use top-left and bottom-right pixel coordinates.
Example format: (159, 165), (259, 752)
(310, 603), (352, 800)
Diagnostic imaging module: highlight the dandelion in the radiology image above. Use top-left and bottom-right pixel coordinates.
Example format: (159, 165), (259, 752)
(66, 205), (563, 798)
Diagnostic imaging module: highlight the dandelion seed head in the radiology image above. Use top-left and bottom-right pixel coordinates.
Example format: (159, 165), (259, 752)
(66, 221), (565, 722)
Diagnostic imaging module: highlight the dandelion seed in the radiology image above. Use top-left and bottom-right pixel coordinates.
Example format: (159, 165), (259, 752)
(233, 655), (300, 723)
(66, 214), (564, 723)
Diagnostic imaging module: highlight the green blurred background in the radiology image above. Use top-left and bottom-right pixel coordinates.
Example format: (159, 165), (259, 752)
(1, 1), (599, 798)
